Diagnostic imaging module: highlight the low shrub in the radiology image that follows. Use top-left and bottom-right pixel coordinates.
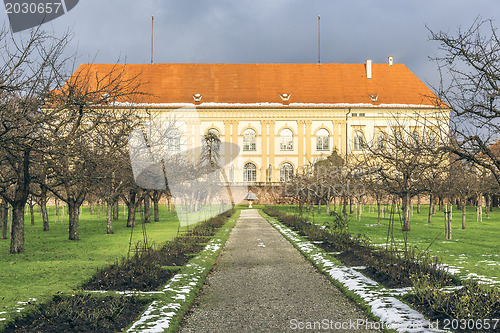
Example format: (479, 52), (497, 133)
(264, 206), (499, 328)
(83, 208), (235, 291)
(3, 294), (149, 333)
(408, 276), (500, 331)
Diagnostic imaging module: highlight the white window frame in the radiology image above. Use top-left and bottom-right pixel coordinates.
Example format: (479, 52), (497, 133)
(353, 131), (364, 150)
(280, 163), (294, 182)
(280, 128), (293, 151)
(243, 128), (257, 151)
(316, 128), (330, 151)
(243, 162), (257, 182)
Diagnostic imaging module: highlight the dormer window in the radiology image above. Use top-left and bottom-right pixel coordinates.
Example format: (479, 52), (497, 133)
(279, 93), (291, 102)
(193, 93), (203, 102)
(369, 94), (378, 102)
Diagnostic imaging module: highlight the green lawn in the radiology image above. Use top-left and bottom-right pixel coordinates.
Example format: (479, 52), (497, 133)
(0, 205), (187, 320)
(273, 204), (500, 284)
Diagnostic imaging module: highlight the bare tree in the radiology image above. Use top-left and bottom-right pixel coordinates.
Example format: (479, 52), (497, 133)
(361, 114), (449, 231)
(449, 157), (477, 229)
(0, 28), (71, 253)
(43, 62), (144, 240)
(430, 18), (500, 185)
(313, 151), (345, 215)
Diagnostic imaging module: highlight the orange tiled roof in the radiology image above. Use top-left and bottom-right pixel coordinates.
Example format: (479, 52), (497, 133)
(69, 63), (443, 107)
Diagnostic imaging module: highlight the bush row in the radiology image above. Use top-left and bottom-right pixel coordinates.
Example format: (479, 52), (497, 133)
(263, 206), (500, 331)
(263, 206), (449, 287)
(83, 208), (235, 292)
(4, 208), (236, 333)
(3, 294), (149, 333)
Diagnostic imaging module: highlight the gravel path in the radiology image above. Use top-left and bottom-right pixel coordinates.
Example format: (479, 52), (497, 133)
(179, 209), (382, 332)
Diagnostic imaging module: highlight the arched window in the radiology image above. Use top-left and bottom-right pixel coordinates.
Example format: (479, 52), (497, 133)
(203, 128), (220, 152)
(243, 162), (257, 182)
(428, 131), (437, 148)
(376, 132), (386, 151)
(207, 128), (220, 138)
(353, 131), (364, 150)
(166, 128), (181, 151)
(316, 128), (330, 151)
(243, 128), (256, 151)
(411, 131), (420, 147)
(280, 128), (293, 151)
(280, 163), (294, 182)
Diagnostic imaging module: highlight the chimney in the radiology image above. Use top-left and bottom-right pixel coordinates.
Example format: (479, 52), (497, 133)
(388, 56), (394, 66)
(366, 59), (372, 79)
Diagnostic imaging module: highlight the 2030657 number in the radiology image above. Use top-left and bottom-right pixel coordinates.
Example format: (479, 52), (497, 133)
(5, 2), (63, 14)
(443, 319), (499, 330)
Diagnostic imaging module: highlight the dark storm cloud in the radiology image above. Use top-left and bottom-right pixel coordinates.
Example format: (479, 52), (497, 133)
(3, 0), (499, 89)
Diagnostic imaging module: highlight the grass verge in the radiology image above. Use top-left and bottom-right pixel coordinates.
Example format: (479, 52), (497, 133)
(0, 205), (185, 325)
(274, 204), (500, 283)
(263, 206), (500, 332)
(1, 208), (239, 333)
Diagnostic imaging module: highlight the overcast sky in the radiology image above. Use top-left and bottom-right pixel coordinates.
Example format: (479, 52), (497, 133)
(3, 0), (500, 91)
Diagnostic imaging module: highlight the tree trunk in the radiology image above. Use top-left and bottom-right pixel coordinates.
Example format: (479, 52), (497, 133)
(402, 193), (411, 231)
(126, 191), (137, 228)
(444, 204), (448, 239)
(113, 200), (119, 220)
(462, 199), (466, 230)
(445, 204), (452, 240)
(377, 201), (381, 225)
(428, 193), (434, 224)
(55, 199), (59, 222)
(144, 194), (151, 223)
(326, 199), (331, 215)
(358, 197), (363, 219)
(106, 198), (114, 234)
(417, 194), (421, 214)
(153, 198), (160, 222)
(126, 202), (137, 228)
(1, 203), (8, 239)
(342, 195), (347, 218)
(68, 202), (80, 241)
(89, 198), (94, 215)
(29, 202), (34, 225)
(486, 194), (491, 219)
(477, 194), (483, 222)
(10, 203), (25, 253)
(41, 202), (49, 231)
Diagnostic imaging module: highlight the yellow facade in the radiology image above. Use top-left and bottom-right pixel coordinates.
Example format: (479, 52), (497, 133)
(137, 106), (448, 185)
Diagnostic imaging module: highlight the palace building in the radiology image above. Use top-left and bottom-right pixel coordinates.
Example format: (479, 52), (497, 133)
(73, 59), (448, 185)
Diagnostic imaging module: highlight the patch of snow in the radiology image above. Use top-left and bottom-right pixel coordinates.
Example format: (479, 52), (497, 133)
(268, 218), (445, 333)
(111, 101), (440, 109)
(127, 301), (181, 333)
(127, 232), (229, 332)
